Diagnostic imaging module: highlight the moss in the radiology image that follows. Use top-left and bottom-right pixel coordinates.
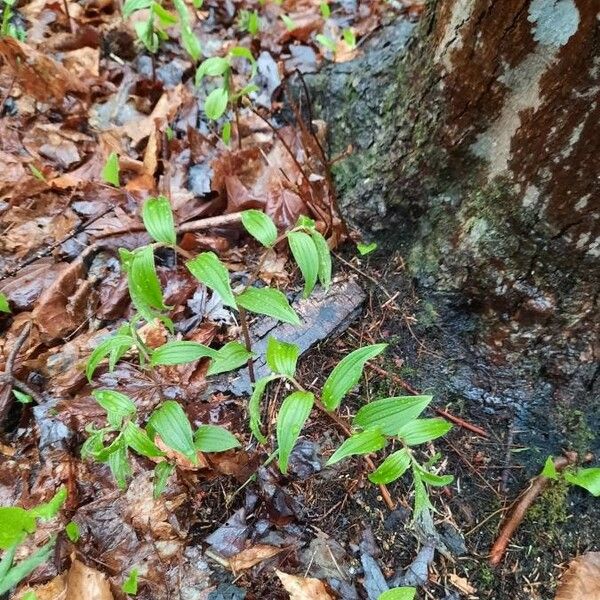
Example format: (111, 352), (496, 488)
(526, 478), (570, 532)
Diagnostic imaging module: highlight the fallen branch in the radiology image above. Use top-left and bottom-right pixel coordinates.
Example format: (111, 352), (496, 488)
(489, 451), (594, 566)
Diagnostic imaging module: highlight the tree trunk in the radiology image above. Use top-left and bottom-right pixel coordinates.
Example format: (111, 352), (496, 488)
(303, 0), (599, 451)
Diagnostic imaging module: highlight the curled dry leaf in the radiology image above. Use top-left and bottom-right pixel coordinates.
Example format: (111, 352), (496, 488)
(228, 544), (283, 572)
(555, 552), (600, 600)
(275, 570), (334, 600)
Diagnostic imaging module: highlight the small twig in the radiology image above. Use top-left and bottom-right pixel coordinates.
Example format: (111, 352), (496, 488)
(500, 418), (516, 493)
(489, 452), (594, 566)
(62, 0), (73, 32)
(238, 307), (255, 384)
(5, 321), (31, 375)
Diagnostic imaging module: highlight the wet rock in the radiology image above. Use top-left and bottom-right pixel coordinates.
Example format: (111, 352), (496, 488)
(157, 58), (191, 87)
(287, 440), (322, 479)
(207, 583), (246, 600)
(360, 553), (388, 600)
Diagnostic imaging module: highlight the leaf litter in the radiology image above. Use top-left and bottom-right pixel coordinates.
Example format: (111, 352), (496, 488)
(0, 0), (456, 599)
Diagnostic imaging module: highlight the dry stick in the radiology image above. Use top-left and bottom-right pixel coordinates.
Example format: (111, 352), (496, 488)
(489, 451), (594, 566)
(237, 306), (255, 383)
(0, 322), (43, 423)
(62, 0), (73, 32)
(367, 358), (489, 438)
(289, 377), (397, 510)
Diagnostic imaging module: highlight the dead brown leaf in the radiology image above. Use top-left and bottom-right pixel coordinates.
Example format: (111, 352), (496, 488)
(448, 572), (477, 596)
(555, 552), (600, 600)
(0, 37), (88, 103)
(228, 544), (283, 572)
(275, 570), (334, 600)
(65, 558), (114, 600)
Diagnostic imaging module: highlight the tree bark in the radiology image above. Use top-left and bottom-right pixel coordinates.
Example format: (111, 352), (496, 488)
(303, 1), (599, 422)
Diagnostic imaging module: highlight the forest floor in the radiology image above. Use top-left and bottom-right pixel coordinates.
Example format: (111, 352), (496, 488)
(0, 0), (597, 599)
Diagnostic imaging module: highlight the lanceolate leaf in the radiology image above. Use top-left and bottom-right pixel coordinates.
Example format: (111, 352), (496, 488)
(101, 151), (120, 186)
(150, 341), (217, 366)
(172, 0), (201, 61)
(127, 246), (166, 320)
(147, 401), (197, 464)
(194, 425), (241, 452)
(205, 87), (229, 120)
(321, 344), (387, 411)
(241, 209), (277, 247)
(142, 196), (176, 245)
(195, 56), (229, 85)
(123, 0), (152, 18)
(326, 428), (387, 466)
(186, 252), (237, 308)
(248, 375), (279, 444)
(153, 461), (174, 498)
(0, 537), (56, 595)
(123, 422), (164, 458)
(236, 287), (300, 325)
(368, 449), (412, 485)
(86, 334), (133, 381)
(309, 230), (332, 288)
(0, 508), (36, 550)
(411, 466), (432, 518)
(415, 466), (454, 487)
(397, 418), (452, 446)
(288, 230), (319, 298)
(565, 467), (600, 496)
(93, 389), (137, 428)
(353, 396), (432, 436)
(277, 391), (314, 474)
(108, 442), (132, 489)
(266, 337), (300, 377)
(28, 487), (67, 520)
(207, 341), (253, 376)
(0, 292), (10, 313)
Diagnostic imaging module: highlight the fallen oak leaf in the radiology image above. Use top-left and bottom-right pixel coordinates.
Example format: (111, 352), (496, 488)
(555, 552), (600, 600)
(275, 570), (334, 600)
(228, 544), (284, 573)
(448, 573), (477, 596)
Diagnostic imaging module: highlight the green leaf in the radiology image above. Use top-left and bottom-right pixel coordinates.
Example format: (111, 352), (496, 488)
(412, 466), (432, 518)
(151, 1), (177, 25)
(153, 461), (174, 498)
(368, 449), (411, 485)
(342, 28), (357, 49)
(150, 341), (217, 366)
(287, 230), (319, 298)
(222, 121), (232, 144)
(122, 568), (139, 595)
(357, 242), (377, 256)
(86, 334), (133, 381)
(123, 422), (165, 458)
(12, 389), (32, 404)
(353, 396), (432, 436)
(142, 196), (176, 245)
(172, 0), (201, 61)
(186, 252), (237, 308)
(205, 87), (229, 120)
(326, 428), (387, 466)
(147, 401), (197, 464)
(321, 344), (387, 411)
(281, 14), (296, 30)
(29, 487), (67, 520)
(416, 466), (454, 487)
(0, 537), (56, 595)
(319, 2), (330, 18)
(29, 164), (46, 181)
(277, 391), (314, 474)
(65, 521), (80, 543)
(378, 587), (416, 600)
(0, 292), (11, 313)
(236, 287), (300, 325)
(316, 33), (336, 52)
(540, 456), (559, 479)
(397, 418), (452, 446)
(266, 337), (299, 377)
(565, 467), (600, 496)
(125, 246), (166, 322)
(206, 341), (252, 376)
(102, 151), (120, 186)
(194, 425), (240, 452)
(309, 230), (332, 288)
(21, 592), (37, 600)
(0, 507), (36, 549)
(93, 389), (137, 429)
(195, 57), (230, 85)
(241, 209), (277, 247)
(248, 375), (279, 444)
(107, 442), (132, 489)
(123, 0), (151, 18)
(134, 19), (159, 53)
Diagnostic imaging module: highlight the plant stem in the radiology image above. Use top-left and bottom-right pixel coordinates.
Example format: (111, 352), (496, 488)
(288, 377), (396, 510)
(238, 306), (255, 383)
